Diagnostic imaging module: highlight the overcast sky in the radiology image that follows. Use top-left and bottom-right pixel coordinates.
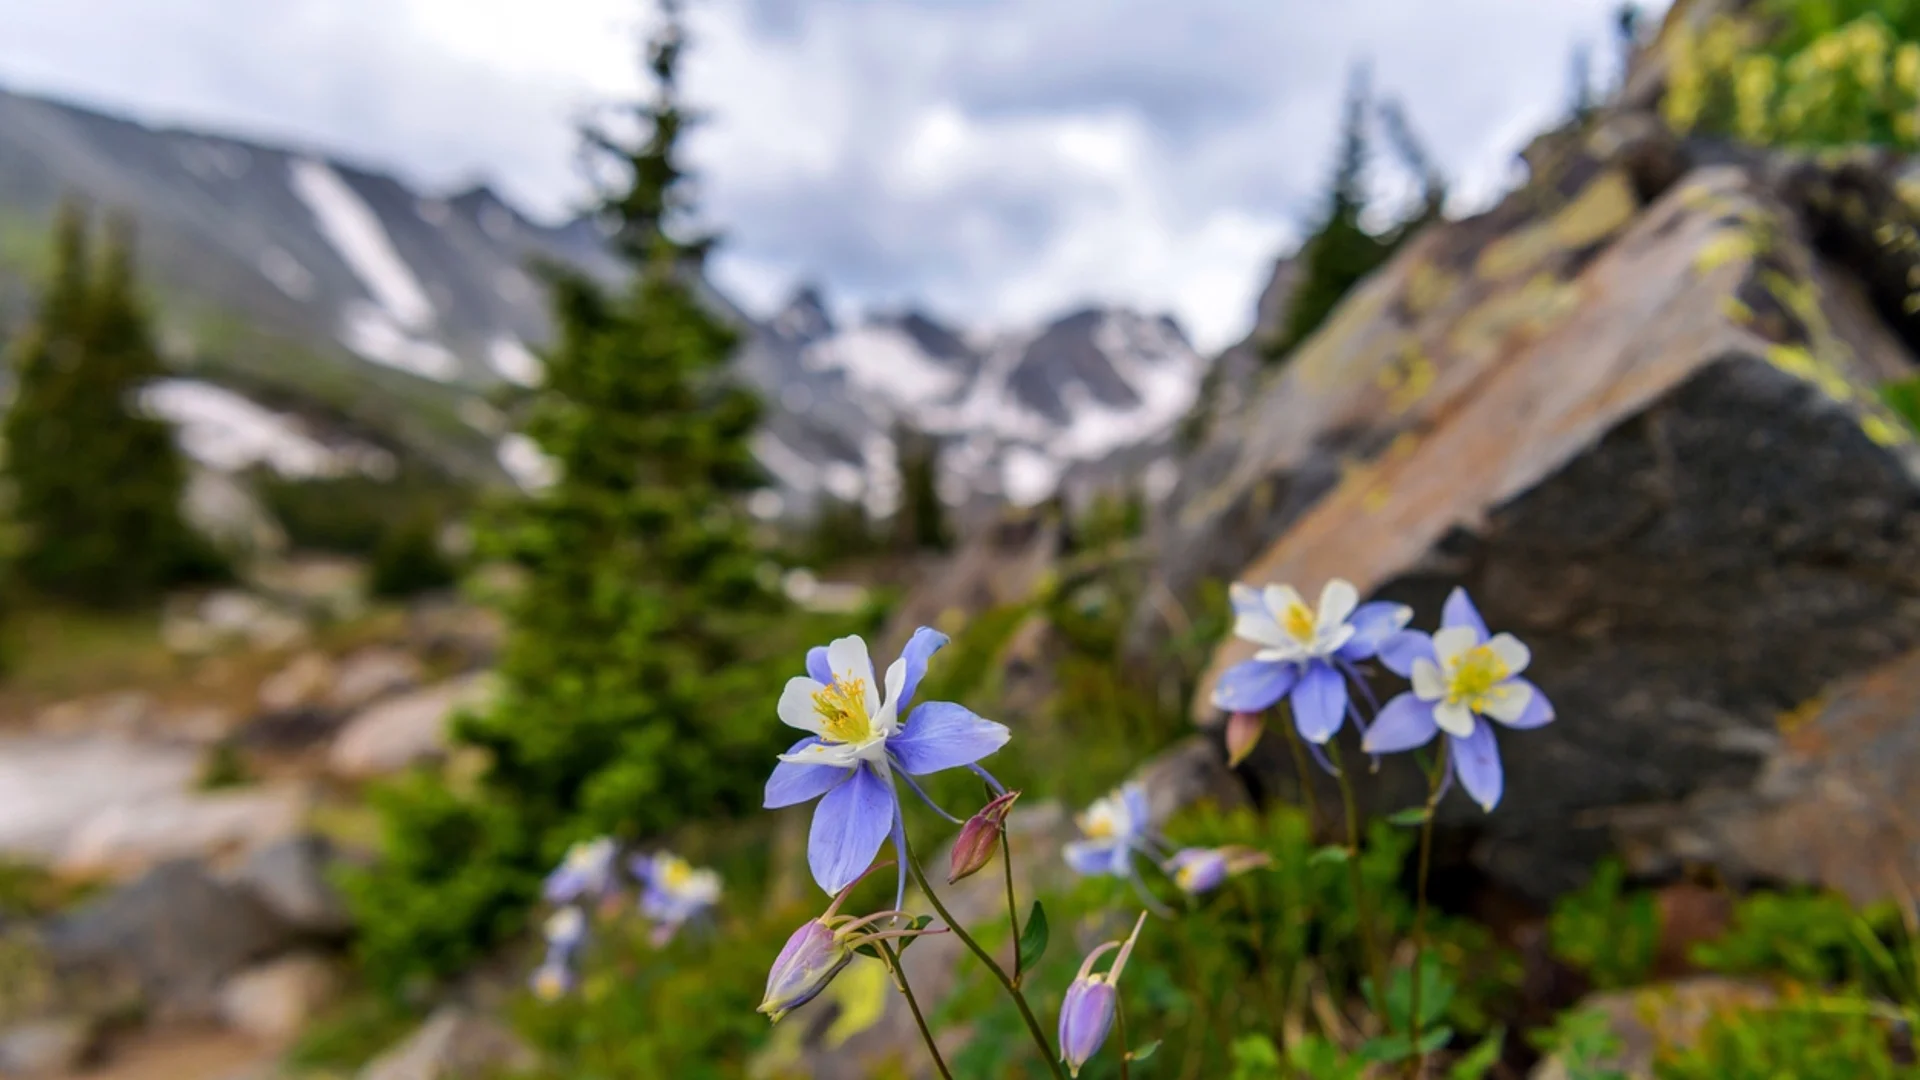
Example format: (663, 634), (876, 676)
(0, 0), (1662, 352)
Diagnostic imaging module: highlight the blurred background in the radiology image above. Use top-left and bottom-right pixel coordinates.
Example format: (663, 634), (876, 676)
(10, 0), (1920, 1076)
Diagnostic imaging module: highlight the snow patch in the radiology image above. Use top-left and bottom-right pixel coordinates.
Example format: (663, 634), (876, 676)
(752, 432), (820, 493)
(289, 158), (435, 330)
(142, 379), (391, 479)
(488, 336), (541, 387)
(802, 325), (966, 411)
(339, 302), (460, 381)
(1001, 446), (1063, 508)
(498, 433), (558, 491)
(258, 246), (314, 300)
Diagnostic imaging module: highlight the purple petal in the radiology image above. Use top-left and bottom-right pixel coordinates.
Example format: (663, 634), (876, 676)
(1503, 677), (1556, 729)
(1449, 722), (1504, 812)
(1213, 659), (1298, 713)
(765, 738), (850, 809)
(1442, 587), (1489, 642)
(890, 701), (1010, 775)
(1362, 693), (1440, 754)
(894, 626), (948, 712)
(1121, 783), (1151, 830)
(1059, 979), (1117, 1071)
(805, 646), (833, 685)
(1064, 839), (1126, 877)
(1378, 630), (1436, 678)
(807, 763), (897, 895)
(1337, 601), (1413, 661)
(1289, 662), (1349, 744)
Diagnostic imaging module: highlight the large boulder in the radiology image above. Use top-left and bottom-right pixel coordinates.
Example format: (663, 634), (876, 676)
(1155, 121), (1920, 898)
(327, 674), (495, 780)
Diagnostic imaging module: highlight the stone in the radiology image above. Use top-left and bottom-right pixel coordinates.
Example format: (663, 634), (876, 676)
(327, 675), (495, 780)
(233, 835), (353, 937)
(1155, 139), (1920, 898)
(0, 1016), (96, 1076)
(184, 467), (286, 558)
(357, 1006), (535, 1080)
(257, 652), (336, 713)
(0, 735), (198, 865)
(32, 693), (150, 737)
(42, 859), (295, 1020)
(216, 952), (342, 1042)
(56, 785), (308, 881)
(164, 591), (308, 655)
(1531, 977), (1776, 1080)
(325, 649), (423, 713)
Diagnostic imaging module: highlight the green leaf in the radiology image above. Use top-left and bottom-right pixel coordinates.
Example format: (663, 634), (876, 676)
(1309, 844), (1352, 866)
(853, 942), (882, 961)
(1386, 806), (1431, 827)
(1017, 900), (1050, 971)
(1447, 1027), (1505, 1080)
(894, 914), (936, 954)
(1127, 1038), (1161, 1063)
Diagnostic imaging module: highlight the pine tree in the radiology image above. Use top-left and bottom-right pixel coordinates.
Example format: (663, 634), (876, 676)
(892, 421), (950, 553)
(1267, 69), (1399, 362)
(3, 204), (219, 606)
(345, 0), (800, 988)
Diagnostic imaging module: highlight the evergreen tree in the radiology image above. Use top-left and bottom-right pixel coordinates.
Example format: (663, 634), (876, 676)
(3, 205), (219, 606)
(345, 1), (800, 988)
(892, 421), (950, 553)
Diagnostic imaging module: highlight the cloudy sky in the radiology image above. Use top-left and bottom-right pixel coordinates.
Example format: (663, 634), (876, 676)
(0, 0), (1661, 351)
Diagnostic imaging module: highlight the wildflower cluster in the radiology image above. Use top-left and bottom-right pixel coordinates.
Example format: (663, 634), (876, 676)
(528, 836), (721, 998)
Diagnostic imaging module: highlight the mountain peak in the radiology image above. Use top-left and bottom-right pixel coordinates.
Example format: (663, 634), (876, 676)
(773, 284), (835, 341)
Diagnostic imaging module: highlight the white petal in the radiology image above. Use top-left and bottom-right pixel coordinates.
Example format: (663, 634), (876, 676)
(877, 657), (907, 732)
(1263, 584), (1307, 624)
(1254, 646), (1302, 663)
(778, 677), (828, 734)
(1234, 610), (1289, 649)
(1433, 699), (1477, 738)
(1229, 582), (1263, 614)
(1316, 579), (1358, 633)
(1410, 658), (1447, 701)
(777, 740), (863, 769)
(1480, 680), (1534, 724)
(1316, 623), (1356, 656)
(1485, 633), (1531, 678)
(825, 635), (878, 715)
(1432, 626), (1479, 668)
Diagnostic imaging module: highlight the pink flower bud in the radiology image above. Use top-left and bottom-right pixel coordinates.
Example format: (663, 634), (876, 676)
(1226, 710), (1265, 767)
(758, 918), (854, 1024)
(948, 789), (1022, 884)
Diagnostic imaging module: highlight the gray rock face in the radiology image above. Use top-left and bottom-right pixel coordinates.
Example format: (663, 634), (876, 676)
(234, 835), (354, 937)
(42, 859), (295, 1020)
(0, 1016), (96, 1077)
(356, 1005), (535, 1080)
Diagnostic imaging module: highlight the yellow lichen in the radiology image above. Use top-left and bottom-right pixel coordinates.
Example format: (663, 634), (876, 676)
(1404, 262), (1457, 317)
(1693, 230), (1759, 276)
(1863, 411), (1909, 447)
(1475, 170), (1638, 282)
(1776, 694), (1827, 735)
(1375, 340), (1437, 415)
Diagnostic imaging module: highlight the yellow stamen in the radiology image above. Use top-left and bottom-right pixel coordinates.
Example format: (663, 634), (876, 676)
(812, 676), (872, 744)
(1081, 806), (1116, 840)
(1281, 601), (1316, 642)
(660, 857), (692, 890)
(1446, 644), (1511, 710)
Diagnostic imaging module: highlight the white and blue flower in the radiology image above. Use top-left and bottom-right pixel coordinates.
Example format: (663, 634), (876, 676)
(1213, 578), (1411, 745)
(542, 837), (617, 905)
(1063, 783), (1164, 888)
(632, 851), (721, 944)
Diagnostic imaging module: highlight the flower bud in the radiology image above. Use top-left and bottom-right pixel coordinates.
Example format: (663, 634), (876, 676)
(948, 789), (1022, 884)
(758, 918), (855, 1023)
(1058, 912), (1147, 1076)
(1164, 845), (1270, 895)
(1226, 711), (1264, 768)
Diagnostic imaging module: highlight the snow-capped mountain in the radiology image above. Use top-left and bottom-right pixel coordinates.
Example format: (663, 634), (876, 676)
(0, 86), (1209, 513)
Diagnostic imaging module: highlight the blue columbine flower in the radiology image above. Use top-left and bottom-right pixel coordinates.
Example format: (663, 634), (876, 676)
(1362, 587), (1555, 811)
(1059, 912), (1147, 1077)
(1213, 578), (1411, 745)
(764, 629), (1011, 899)
(530, 906), (587, 1001)
(1162, 845), (1271, 896)
(632, 851), (721, 946)
(1063, 782), (1157, 879)
(543, 837), (617, 904)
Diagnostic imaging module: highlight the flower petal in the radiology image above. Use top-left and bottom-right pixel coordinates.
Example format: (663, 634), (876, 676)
(1212, 659), (1299, 713)
(1433, 699), (1476, 738)
(824, 636), (878, 715)
(1233, 609), (1288, 649)
(1485, 632), (1531, 678)
(1316, 579), (1359, 633)
(807, 762), (896, 895)
(1498, 677), (1555, 728)
(1479, 679), (1534, 725)
(893, 626), (948, 713)
(1442, 587), (1489, 641)
(1064, 839), (1126, 877)
(805, 646), (833, 685)
(1120, 782), (1151, 832)
(890, 701), (1011, 775)
(1264, 584), (1308, 623)
(1289, 662), (1349, 744)
(1362, 693), (1440, 754)
(1432, 626), (1480, 668)
(1337, 601), (1413, 661)
(1229, 582), (1265, 617)
(1450, 721), (1504, 812)
(1410, 658), (1447, 702)
(1378, 629), (1436, 677)
(765, 739), (851, 808)
(778, 676), (827, 734)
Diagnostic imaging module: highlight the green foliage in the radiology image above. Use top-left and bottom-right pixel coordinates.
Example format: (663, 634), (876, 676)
(892, 423), (950, 553)
(1690, 889), (1914, 995)
(1549, 859), (1661, 990)
(1653, 1001), (1911, 1079)
(286, 991), (422, 1073)
(1881, 373), (1920, 433)
(195, 739), (251, 790)
(367, 511), (458, 598)
(1531, 1008), (1629, 1080)
(257, 463), (465, 557)
(3, 204), (225, 606)
(1664, 3), (1920, 149)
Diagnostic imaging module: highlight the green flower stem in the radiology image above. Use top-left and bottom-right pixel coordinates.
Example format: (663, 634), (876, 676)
(1001, 826), (1024, 984)
(1327, 741), (1391, 1044)
(907, 850), (1068, 1080)
(1281, 721), (1325, 836)
(879, 938), (955, 1080)
(1116, 994), (1133, 1080)
(1405, 743), (1449, 1078)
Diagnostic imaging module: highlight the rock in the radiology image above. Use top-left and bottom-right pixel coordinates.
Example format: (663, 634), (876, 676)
(327, 675), (495, 780)
(0, 1016), (96, 1076)
(250, 555), (368, 623)
(32, 693), (150, 736)
(405, 599), (504, 668)
(325, 648), (423, 713)
(0, 735), (199, 864)
(217, 952), (342, 1042)
(357, 1006), (535, 1080)
(42, 859), (294, 1020)
(233, 835), (353, 937)
(164, 591), (307, 655)
(257, 652), (336, 713)
(56, 785), (307, 880)
(1160, 144), (1920, 898)
(1531, 977), (1776, 1080)
(877, 510), (1061, 656)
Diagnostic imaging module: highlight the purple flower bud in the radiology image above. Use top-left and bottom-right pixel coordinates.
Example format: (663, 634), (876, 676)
(1164, 845), (1271, 896)
(758, 918), (854, 1023)
(1058, 912), (1148, 1076)
(1225, 710), (1265, 767)
(949, 789), (1022, 884)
